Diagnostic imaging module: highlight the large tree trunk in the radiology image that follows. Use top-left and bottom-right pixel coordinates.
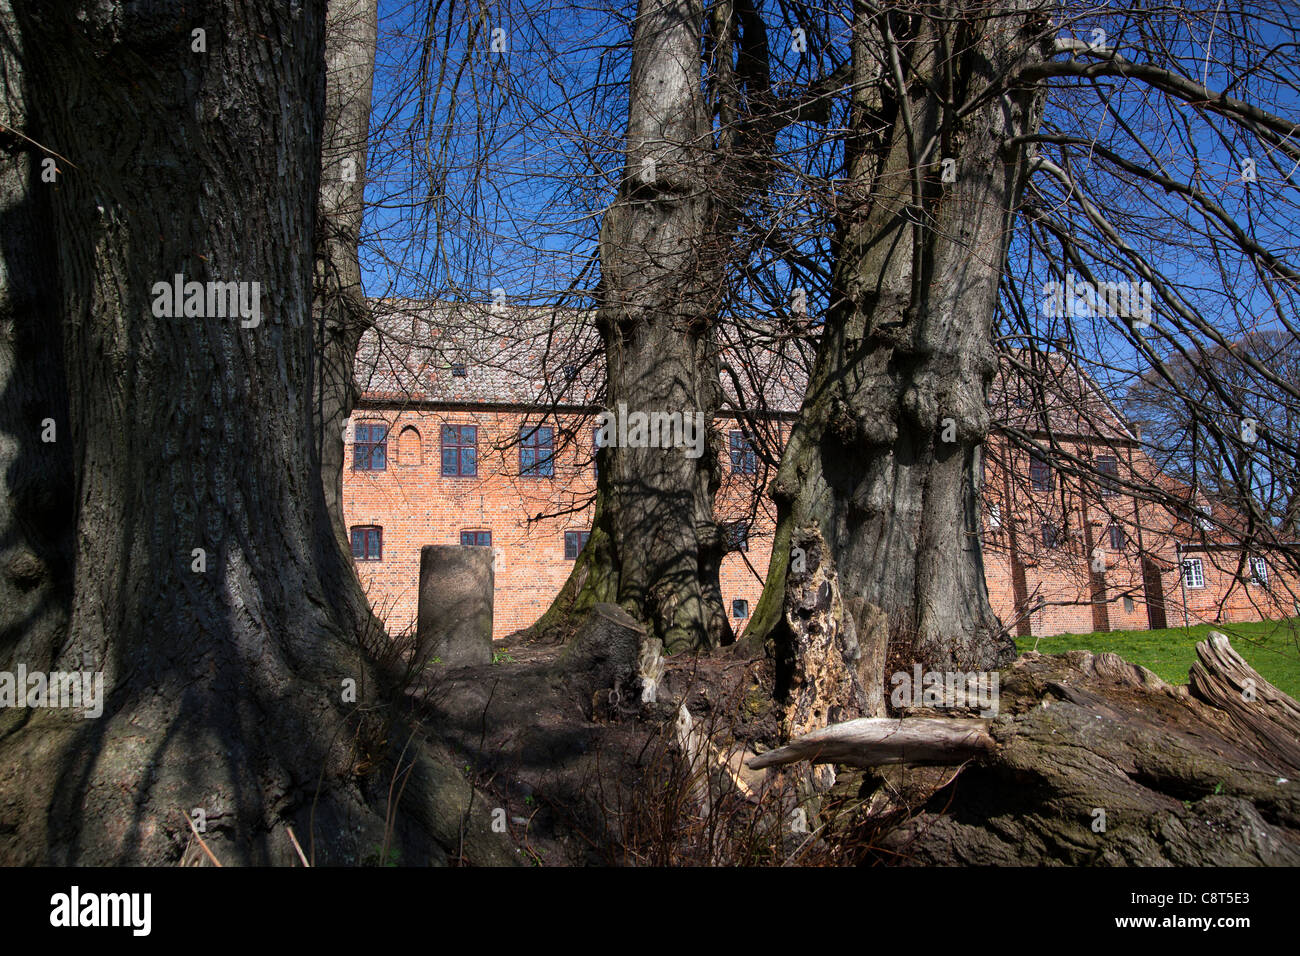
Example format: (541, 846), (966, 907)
(314, 0), (377, 548)
(0, 0), (510, 866)
(745, 1), (1049, 711)
(0, 0), (74, 699)
(534, 0), (732, 654)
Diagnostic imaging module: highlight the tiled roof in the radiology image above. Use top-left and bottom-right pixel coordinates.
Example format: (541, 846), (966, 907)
(355, 299), (604, 408)
(355, 301), (1136, 440)
(356, 298), (810, 414)
(988, 350), (1138, 443)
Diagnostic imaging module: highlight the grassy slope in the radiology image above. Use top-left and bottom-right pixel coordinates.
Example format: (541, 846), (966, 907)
(1015, 618), (1300, 700)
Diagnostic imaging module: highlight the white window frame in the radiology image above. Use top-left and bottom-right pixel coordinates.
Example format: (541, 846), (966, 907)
(1181, 557), (1205, 590)
(1249, 557), (1269, 587)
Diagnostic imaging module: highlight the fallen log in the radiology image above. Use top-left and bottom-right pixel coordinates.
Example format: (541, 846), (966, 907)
(762, 633), (1300, 865)
(747, 717), (994, 770)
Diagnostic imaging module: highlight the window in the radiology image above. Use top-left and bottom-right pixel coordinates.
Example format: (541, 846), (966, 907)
(1042, 522), (1062, 549)
(353, 422), (388, 471)
(399, 426), (422, 466)
(1249, 557), (1269, 587)
(593, 428), (602, 478)
(730, 431), (757, 474)
(564, 530), (591, 560)
(441, 424), (478, 477)
(450, 362), (468, 378)
(725, 521), (750, 552)
(460, 530), (491, 547)
(350, 526), (382, 561)
(1182, 558), (1205, 590)
(520, 425), (555, 477)
(732, 599), (749, 619)
(1029, 452), (1052, 492)
(1123, 596), (1136, 613)
(1096, 455), (1118, 496)
(1108, 524), (1125, 551)
(987, 504), (1001, 529)
(562, 364), (578, 384)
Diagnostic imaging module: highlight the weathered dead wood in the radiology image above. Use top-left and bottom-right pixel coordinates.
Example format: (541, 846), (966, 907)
(1188, 632), (1300, 775)
(836, 633), (1300, 865)
(748, 717), (995, 770)
(775, 528), (883, 792)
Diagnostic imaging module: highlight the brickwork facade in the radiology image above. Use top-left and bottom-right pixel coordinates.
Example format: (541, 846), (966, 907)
(344, 402), (1295, 641)
(344, 304), (1296, 642)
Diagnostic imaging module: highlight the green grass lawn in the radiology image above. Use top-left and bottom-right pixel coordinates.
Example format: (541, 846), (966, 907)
(1015, 617), (1300, 700)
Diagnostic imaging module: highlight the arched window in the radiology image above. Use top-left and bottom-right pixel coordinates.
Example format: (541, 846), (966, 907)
(399, 426), (422, 466)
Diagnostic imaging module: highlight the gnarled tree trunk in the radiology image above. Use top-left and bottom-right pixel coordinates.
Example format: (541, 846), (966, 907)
(746, 1), (1050, 712)
(0, 0), (510, 866)
(0, 0), (73, 693)
(534, 0), (732, 654)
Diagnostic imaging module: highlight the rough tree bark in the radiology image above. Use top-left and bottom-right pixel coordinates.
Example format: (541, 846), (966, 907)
(314, 0), (377, 548)
(0, 0), (73, 687)
(745, 1), (1050, 713)
(0, 0), (511, 865)
(534, 0), (732, 654)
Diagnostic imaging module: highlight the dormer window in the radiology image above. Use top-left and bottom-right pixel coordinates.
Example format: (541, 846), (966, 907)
(450, 362), (468, 378)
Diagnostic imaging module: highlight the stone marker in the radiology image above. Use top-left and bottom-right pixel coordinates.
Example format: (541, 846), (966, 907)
(417, 545), (493, 666)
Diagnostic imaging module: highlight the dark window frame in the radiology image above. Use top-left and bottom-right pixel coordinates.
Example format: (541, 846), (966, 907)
(1096, 455), (1119, 496)
(564, 530), (591, 560)
(730, 430), (757, 474)
(441, 424), (479, 477)
(519, 425), (555, 478)
(1108, 524), (1125, 551)
(353, 422), (388, 471)
(731, 599), (749, 619)
(1029, 452), (1052, 493)
(460, 529), (492, 547)
(724, 520), (750, 552)
(351, 525), (383, 561)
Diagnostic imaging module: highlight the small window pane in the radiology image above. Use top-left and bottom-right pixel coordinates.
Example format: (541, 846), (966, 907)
(350, 526), (382, 561)
(354, 423), (388, 471)
(441, 424), (478, 477)
(730, 431), (757, 474)
(725, 521), (749, 552)
(1096, 455), (1118, 496)
(1249, 557), (1268, 587)
(1029, 452), (1052, 492)
(521, 426), (555, 477)
(564, 530), (591, 560)
(460, 530), (491, 547)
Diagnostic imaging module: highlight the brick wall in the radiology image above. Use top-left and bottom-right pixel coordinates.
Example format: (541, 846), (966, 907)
(342, 405), (776, 639)
(344, 405), (1296, 641)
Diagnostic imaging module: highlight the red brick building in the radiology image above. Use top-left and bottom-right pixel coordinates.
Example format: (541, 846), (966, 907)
(343, 302), (1297, 641)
